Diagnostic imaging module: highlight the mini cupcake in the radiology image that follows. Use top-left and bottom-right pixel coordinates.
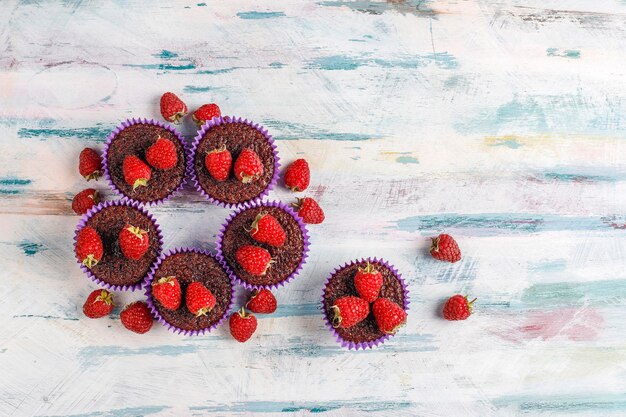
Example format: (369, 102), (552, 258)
(216, 200), (309, 289)
(145, 248), (235, 336)
(74, 200), (163, 291)
(321, 258), (409, 350)
(188, 116), (279, 208)
(103, 118), (186, 205)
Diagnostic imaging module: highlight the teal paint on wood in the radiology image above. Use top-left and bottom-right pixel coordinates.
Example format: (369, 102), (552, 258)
(547, 48), (581, 58)
(318, 0), (435, 16)
(189, 400), (413, 413)
(236, 11), (286, 19)
(263, 119), (377, 141)
(0, 177), (32, 194)
(123, 63), (196, 71)
(196, 67), (241, 75)
(41, 405), (170, 417)
(392, 213), (622, 235)
(493, 394), (626, 413)
(306, 52), (457, 71)
(153, 50), (179, 59)
(521, 280), (626, 308)
(18, 126), (113, 140)
(396, 156), (419, 164)
(18, 241), (45, 256)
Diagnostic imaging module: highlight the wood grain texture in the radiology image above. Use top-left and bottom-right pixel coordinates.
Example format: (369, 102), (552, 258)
(1, 0), (626, 415)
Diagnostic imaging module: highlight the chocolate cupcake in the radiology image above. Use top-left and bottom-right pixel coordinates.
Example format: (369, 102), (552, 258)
(322, 258), (409, 350)
(188, 116), (279, 208)
(75, 200), (163, 291)
(216, 200), (309, 289)
(145, 248), (235, 335)
(103, 118), (186, 205)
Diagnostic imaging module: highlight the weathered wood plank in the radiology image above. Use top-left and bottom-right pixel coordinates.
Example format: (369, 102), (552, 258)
(1, 0), (626, 416)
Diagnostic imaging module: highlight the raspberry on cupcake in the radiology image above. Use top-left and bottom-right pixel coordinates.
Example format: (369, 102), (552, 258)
(103, 118), (186, 205)
(74, 200), (163, 291)
(216, 201), (309, 289)
(145, 248), (234, 335)
(322, 258), (409, 350)
(189, 116), (279, 208)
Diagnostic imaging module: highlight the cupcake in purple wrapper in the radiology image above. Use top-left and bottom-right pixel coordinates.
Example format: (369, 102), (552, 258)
(74, 200), (163, 291)
(145, 248), (235, 336)
(103, 118), (186, 205)
(321, 258), (409, 350)
(188, 116), (279, 208)
(216, 200), (309, 289)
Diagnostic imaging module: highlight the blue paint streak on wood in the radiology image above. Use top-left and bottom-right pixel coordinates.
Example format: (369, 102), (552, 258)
(0, 177), (32, 194)
(79, 332), (437, 362)
(306, 52), (457, 71)
(18, 241), (45, 256)
(396, 156), (419, 164)
(40, 405), (169, 417)
(547, 48), (581, 58)
(522, 280), (626, 308)
(196, 67), (241, 75)
(236, 11), (286, 19)
(183, 85), (219, 93)
(190, 400), (413, 413)
(264, 119), (377, 141)
(318, 0), (434, 16)
(124, 63), (196, 71)
(0, 117), (56, 127)
(17, 125), (113, 140)
(527, 259), (567, 273)
(153, 50), (178, 59)
(543, 172), (616, 183)
(79, 344), (208, 362)
(392, 213), (622, 235)
(125, 49), (198, 71)
(13, 314), (78, 321)
(0, 178), (32, 185)
(269, 61), (285, 68)
(455, 94), (626, 135)
(273, 303), (319, 318)
(197, 2), (206, 6)
(455, 97), (548, 134)
(493, 394), (626, 413)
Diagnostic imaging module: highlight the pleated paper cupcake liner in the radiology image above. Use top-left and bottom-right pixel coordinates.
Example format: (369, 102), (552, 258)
(144, 247), (235, 336)
(321, 258), (410, 350)
(187, 116), (280, 208)
(74, 199), (164, 292)
(215, 200), (310, 290)
(102, 117), (187, 206)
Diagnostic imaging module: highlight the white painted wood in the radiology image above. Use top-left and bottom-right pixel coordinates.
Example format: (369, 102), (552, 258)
(1, 0), (626, 416)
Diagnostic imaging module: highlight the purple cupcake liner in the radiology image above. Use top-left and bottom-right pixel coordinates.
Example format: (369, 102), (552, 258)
(187, 116), (280, 209)
(321, 258), (410, 351)
(102, 117), (187, 206)
(215, 200), (310, 290)
(144, 247), (236, 336)
(74, 199), (164, 292)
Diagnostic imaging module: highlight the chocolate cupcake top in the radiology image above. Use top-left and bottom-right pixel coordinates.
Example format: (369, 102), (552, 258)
(322, 259), (409, 349)
(76, 200), (163, 291)
(190, 117), (279, 207)
(217, 201), (309, 289)
(146, 249), (234, 334)
(104, 118), (186, 204)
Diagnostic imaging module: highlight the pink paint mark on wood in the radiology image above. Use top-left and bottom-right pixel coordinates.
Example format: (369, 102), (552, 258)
(518, 308), (604, 341)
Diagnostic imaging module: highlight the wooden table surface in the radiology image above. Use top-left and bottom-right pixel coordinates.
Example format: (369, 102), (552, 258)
(2, 1), (626, 416)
